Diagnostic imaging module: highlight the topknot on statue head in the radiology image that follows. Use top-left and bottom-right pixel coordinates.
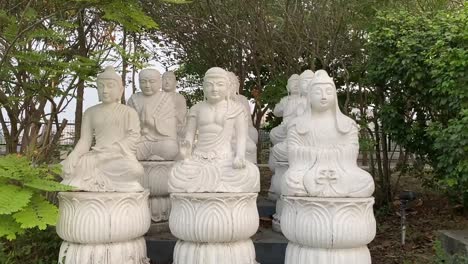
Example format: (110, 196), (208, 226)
(204, 67), (229, 81)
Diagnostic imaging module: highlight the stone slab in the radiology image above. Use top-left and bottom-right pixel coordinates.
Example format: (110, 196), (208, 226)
(145, 227), (288, 264)
(257, 197), (276, 217)
(438, 230), (468, 256)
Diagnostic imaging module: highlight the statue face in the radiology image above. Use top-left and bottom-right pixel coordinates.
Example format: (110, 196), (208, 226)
(300, 78), (314, 96)
(162, 73), (176, 92)
(139, 71), (160, 96)
(309, 83), (335, 112)
(203, 76), (229, 103)
(287, 79), (300, 95)
(97, 78), (122, 103)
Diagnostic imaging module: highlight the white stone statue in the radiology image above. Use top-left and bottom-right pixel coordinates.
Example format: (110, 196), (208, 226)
(228, 71), (258, 164)
(282, 70), (374, 197)
(169, 67), (260, 193)
(162, 71), (187, 138)
(61, 66), (144, 192)
(280, 70), (376, 264)
(58, 67), (151, 264)
(128, 68), (179, 161)
(269, 73), (307, 145)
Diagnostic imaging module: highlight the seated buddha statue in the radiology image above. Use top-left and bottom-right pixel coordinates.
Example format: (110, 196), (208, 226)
(61, 66), (144, 192)
(282, 70), (374, 197)
(128, 68), (179, 160)
(169, 67), (260, 193)
(228, 71), (258, 164)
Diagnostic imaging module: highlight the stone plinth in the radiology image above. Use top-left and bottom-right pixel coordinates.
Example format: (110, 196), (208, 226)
(169, 193), (259, 264)
(57, 191), (151, 264)
(140, 161), (173, 232)
(281, 196), (376, 264)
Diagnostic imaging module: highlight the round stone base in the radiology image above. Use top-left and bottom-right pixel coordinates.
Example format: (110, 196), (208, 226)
(58, 237), (149, 264)
(149, 196), (171, 222)
(57, 191), (151, 244)
(170, 193), (259, 243)
(173, 239), (258, 264)
(285, 242), (371, 264)
(281, 196), (376, 248)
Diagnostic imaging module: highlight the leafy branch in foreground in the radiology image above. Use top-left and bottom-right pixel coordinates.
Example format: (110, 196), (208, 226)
(0, 155), (71, 240)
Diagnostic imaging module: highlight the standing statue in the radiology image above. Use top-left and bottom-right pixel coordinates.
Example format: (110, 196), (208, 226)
(57, 66), (150, 264)
(61, 66), (144, 192)
(162, 71), (187, 138)
(128, 69), (179, 161)
(280, 70), (376, 264)
(269, 74), (307, 145)
(169, 67), (259, 192)
(228, 71), (258, 164)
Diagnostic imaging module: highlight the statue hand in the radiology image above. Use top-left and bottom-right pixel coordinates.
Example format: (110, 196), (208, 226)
(233, 156), (246, 169)
(179, 140), (192, 160)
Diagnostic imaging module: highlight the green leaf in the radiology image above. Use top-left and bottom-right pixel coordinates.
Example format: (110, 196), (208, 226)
(24, 177), (73, 192)
(0, 185), (33, 215)
(12, 194), (58, 230)
(0, 215), (23, 240)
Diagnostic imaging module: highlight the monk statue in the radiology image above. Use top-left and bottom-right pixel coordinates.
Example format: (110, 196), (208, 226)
(128, 68), (179, 160)
(61, 66), (144, 192)
(282, 70), (375, 197)
(169, 67), (260, 193)
(162, 71), (187, 138)
(228, 71), (258, 164)
(269, 73), (308, 146)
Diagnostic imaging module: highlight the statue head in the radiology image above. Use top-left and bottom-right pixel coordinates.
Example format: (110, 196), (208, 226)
(299, 70), (315, 96)
(286, 74), (300, 95)
(139, 68), (161, 96)
(227, 71), (240, 99)
(203, 67), (230, 104)
(307, 70), (353, 133)
(162, 71), (177, 92)
(97, 66), (123, 104)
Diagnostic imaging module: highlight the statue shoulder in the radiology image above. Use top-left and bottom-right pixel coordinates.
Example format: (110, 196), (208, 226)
(188, 102), (204, 117)
(337, 114), (359, 134)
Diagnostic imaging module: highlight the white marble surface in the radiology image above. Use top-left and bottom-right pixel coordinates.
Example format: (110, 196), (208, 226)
(169, 193), (259, 242)
(56, 191), (151, 244)
(59, 237), (149, 264)
(169, 67), (259, 193)
(280, 70), (376, 264)
(128, 68), (180, 161)
(228, 71), (258, 164)
(162, 71), (187, 139)
(282, 70), (374, 197)
(61, 66), (144, 192)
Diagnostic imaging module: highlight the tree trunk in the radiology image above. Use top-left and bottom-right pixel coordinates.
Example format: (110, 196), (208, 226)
(74, 9), (87, 144)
